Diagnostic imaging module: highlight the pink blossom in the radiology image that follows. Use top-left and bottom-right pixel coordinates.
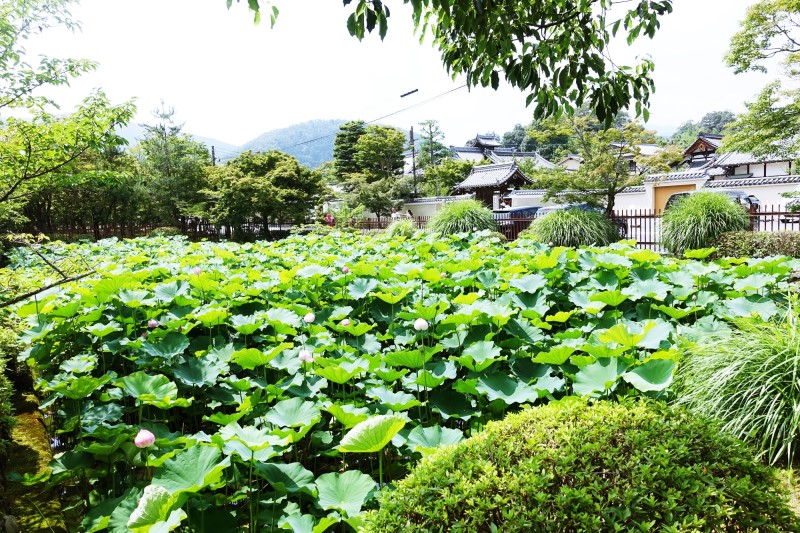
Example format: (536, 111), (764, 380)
(147, 319), (159, 328)
(548, 242), (554, 247)
(692, 295), (697, 301)
(299, 349), (314, 363)
(134, 429), (155, 448)
(341, 318), (351, 327)
(191, 267), (203, 275)
(342, 266), (350, 274)
(304, 312), (315, 324)
(140, 332), (147, 339)
(413, 318), (429, 331)
(440, 272), (448, 279)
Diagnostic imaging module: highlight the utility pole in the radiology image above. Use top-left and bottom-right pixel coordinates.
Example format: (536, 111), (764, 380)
(211, 146), (216, 166)
(409, 127), (417, 197)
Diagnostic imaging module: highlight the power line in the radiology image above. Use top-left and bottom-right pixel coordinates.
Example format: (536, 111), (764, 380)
(286, 84), (468, 149)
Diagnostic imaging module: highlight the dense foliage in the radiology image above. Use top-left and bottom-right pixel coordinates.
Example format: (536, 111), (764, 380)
(676, 306), (800, 466)
(715, 230), (800, 258)
(661, 192), (751, 255)
(523, 208), (618, 247)
(364, 399), (800, 532)
(385, 218), (416, 239)
(9, 233), (800, 530)
(427, 200), (497, 235)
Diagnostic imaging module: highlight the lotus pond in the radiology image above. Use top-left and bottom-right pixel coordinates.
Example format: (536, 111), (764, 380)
(9, 232), (799, 531)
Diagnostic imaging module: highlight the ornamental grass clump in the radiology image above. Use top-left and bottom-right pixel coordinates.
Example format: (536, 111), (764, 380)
(385, 218), (416, 238)
(675, 305), (800, 466)
(427, 199), (497, 235)
(522, 208), (617, 247)
(661, 191), (750, 255)
(362, 400), (800, 532)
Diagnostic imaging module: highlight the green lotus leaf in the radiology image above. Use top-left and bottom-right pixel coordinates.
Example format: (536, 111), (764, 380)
(592, 252), (633, 269)
(455, 340), (503, 372)
(265, 398), (321, 428)
(589, 290), (628, 307)
(597, 323), (650, 351)
(373, 288), (411, 305)
(47, 374), (112, 400)
(573, 357), (629, 397)
(153, 280), (190, 304)
(85, 320), (122, 338)
(230, 313), (263, 335)
(475, 373), (539, 405)
(684, 248), (716, 259)
(721, 295), (779, 320)
(406, 424), (463, 454)
(413, 360), (457, 388)
(60, 354), (98, 374)
(326, 404), (370, 429)
(254, 462), (316, 495)
(232, 343), (293, 370)
(151, 445), (230, 495)
(366, 387), (421, 411)
(265, 307), (302, 334)
(347, 278), (379, 300)
(171, 354), (228, 388)
(578, 343), (626, 359)
(622, 359), (676, 392)
(651, 304), (703, 320)
(315, 470), (376, 517)
(315, 358), (368, 384)
(509, 273), (547, 294)
(279, 514), (340, 533)
(193, 305), (229, 327)
(622, 278), (672, 301)
(82, 487), (140, 533)
(118, 289), (156, 308)
(733, 273), (775, 292)
(219, 422), (279, 452)
(533, 345), (575, 365)
(384, 347), (435, 369)
(140, 332), (190, 360)
(545, 310), (575, 323)
(339, 415), (406, 453)
(126, 485), (184, 532)
(116, 372), (188, 409)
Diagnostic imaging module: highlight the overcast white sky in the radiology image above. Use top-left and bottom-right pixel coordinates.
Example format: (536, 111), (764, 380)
(26, 0), (776, 152)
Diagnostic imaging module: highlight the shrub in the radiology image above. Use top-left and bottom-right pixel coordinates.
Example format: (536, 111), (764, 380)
(714, 230), (800, 258)
(363, 400), (800, 532)
(675, 305), (800, 466)
(522, 208), (617, 247)
(385, 218), (416, 238)
(427, 200), (497, 235)
(289, 223), (357, 236)
(661, 191), (750, 255)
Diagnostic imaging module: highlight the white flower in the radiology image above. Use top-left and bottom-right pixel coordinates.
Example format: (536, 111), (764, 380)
(413, 318), (429, 331)
(304, 312), (315, 324)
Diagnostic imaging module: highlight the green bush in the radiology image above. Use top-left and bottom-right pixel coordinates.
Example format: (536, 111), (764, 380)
(675, 305), (800, 466)
(363, 400), (800, 532)
(385, 218), (416, 238)
(147, 226), (182, 237)
(522, 208), (617, 247)
(714, 230), (800, 258)
(662, 191), (750, 255)
(427, 200), (497, 235)
(289, 223), (357, 236)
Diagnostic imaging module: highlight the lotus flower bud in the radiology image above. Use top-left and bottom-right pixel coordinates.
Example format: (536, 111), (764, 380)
(413, 318), (429, 331)
(548, 242), (554, 247)
(191, 267), (203, 275)
(134, 429), (155, 448)
(299, 349), (314, 363)
(147, 319), (159, 328)
(341, 318), (351, 327)
(441, 272), (447, 279)
(342, 266), (350, 274)
(304, 312), (315, 324)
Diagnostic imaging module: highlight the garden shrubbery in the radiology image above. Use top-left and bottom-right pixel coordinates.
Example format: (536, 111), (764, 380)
(363, 400), (800, 532)
(385, 218), (416, 238)
(662, 191), (750, 255)
(715, 230), (800, 258)
(427, 199), (497, 235)
(522, 208), (618, 247)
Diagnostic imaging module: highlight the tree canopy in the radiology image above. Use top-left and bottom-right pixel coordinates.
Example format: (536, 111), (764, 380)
(229, 0), (673, 125)
(721, 0), (800, 157)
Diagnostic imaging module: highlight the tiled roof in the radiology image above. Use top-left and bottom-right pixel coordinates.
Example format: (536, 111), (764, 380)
(475, 133), (501, 147)
(487, 151), (557, 168)
(712, 152), (790, 166)
(508, 189), (547, 197)
(408, 193), (474, 204)
(698, 133), (723, 148)
(644, 169), (711, 183)
(455, 162), (532, 190)
(705, 175), (800, 187)
(619, 186), (646, 194)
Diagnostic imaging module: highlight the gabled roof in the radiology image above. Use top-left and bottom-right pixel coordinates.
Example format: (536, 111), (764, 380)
(487, 150), (557, 168)
(455, 162), (532, 190)
(712, 151), (791, 166)
(450, 146), (488, 162)
(473, 133), (501, 148)
(683, 133), (723, 157)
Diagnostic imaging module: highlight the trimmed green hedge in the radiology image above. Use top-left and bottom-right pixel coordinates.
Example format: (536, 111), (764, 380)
(715, 231), (800, 258)
(363, 400), (800, 532)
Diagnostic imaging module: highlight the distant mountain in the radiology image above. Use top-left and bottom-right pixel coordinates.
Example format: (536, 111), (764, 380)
(115, 119), (351, 170)
(238, 119), (348, 169)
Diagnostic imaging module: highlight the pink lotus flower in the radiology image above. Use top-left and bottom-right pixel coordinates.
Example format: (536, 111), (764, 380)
(413, 318), (429, 331)
(548, 242), (554, 247)
(342, 266), (350, 274)
(147, 319), (159, 328)
(191, 267), (203, 275)
(304, 312), (315, 324)
(134, 429), (155, 448)
(341, 318), (351, 327)
(440, 272), (448, 279)
(299, 349), (314, 363)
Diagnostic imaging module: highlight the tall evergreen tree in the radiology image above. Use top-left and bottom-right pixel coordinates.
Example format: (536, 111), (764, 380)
(333, 120), (366, 180)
